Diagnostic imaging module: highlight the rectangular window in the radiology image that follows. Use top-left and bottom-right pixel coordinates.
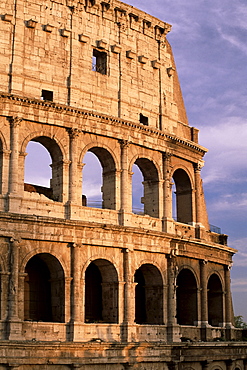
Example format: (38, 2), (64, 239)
(92, 49), (107, 75)
(139, 113), (148, 125)
(41, 89), (53, 101)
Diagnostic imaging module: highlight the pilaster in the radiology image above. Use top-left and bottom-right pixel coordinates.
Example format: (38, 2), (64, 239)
(6, 237), (23, 340)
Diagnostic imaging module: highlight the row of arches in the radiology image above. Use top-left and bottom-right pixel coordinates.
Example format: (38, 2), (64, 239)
(23, 253), (224, 326)
(21, 137), (194, 223)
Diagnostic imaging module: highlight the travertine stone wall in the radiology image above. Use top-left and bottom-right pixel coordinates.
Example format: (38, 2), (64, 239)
(0, 0), (189, 133)
(0, 0), (243, 368)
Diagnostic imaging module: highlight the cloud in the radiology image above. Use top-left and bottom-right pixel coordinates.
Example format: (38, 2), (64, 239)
(217, 27), (247, 56)
(231, 278), (247, 292)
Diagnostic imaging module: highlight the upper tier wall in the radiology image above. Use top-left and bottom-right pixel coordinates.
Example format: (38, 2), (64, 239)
(0, 0), (190, 137)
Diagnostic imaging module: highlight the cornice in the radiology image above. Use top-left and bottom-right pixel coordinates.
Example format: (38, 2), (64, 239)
(0, 93), (207, 155)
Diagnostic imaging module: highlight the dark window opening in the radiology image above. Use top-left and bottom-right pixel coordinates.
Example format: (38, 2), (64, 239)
(41, 89), (53, 101)
(85, 263), (103, 323)
(139, 113), (148, 126)
(24, 254), (65, 322)
(92, 49), (107, 75)
(207, 274), (223, 327)
(134, 264), (163, 325)
(85, 259), (118, 323)
(176, 269), (198, 326)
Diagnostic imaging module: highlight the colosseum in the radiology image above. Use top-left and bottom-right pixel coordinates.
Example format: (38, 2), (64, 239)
(0, 0), (246, 368)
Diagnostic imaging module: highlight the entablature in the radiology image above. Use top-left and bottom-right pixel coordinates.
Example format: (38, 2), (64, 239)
(0, 93), (207, 161)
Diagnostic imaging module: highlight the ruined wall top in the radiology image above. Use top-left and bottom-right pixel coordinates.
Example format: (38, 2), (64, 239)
(0, 0), (191, 137)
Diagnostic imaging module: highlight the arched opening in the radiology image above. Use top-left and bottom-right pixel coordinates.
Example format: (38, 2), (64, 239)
(132, 164), (144, 214)
(176, 269), (198, 325)
(82, 148), (116, 209)
(208, 274), (223, 326)
(134, 264), (163, 324)
(24, 137), (63, 202)
(24, 253), (65, 322)
(173, 169), (193, 224)
(132, 158), (159, 218)
(85, 259), (118, 323)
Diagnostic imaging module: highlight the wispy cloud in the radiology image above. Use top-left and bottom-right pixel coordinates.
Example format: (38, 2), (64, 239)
(231, 278), (247, 292)
(217, 27), (247, 55)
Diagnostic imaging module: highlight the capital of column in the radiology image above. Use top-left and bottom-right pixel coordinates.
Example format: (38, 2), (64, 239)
(119, 139), (131, 149)
(163, 151), (172, 161)
(225, 263), (233, 271)
(194, 160), (204, 173)
(67, 127), (80, 139)
(68, 242), (82, 249)
(7, 116), (23, 128)
(9, 237), (21, 248)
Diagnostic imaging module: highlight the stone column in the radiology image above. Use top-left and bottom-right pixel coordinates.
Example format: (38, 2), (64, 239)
(1, 149), (11, 194)
(194, 161), (204, 239)
(119, 140), (131, 225)
(225, 265), (232, 325)
(225, 264), (233, 340)
(200, 260), (208, 324)
(120, 140), (129, 211)
(200, 259), (208, 341)
(8, 238), (20, 320)
(8, 117), (22, 194)
(7, 237), (23, 340)
(226, 360), (233, 370)
(18, 273), (27, 321)
(71, 243), (81, 322)
(69, 242), (82, 341)
(0, 272), (10, 320)
(163, 153), (174, 233)
(122, 247), (135, 342)
(65, 276), (73, 323)
(167, 253), (179, 342)
(67, 128), (80, 204)
(194, 162), (203, 224)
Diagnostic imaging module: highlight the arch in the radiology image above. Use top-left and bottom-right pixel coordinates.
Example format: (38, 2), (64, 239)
(172, 168), (193, 224)
(176, 268), (198, 325)
(207, 273), (223, 327)
(132, 157), (160, 218)
(134, 263), (163, 324)
(82, 146), (117, 210)
(24, 253), (65, 322)
(85, 259), (119, 323)
(23, 135), (64, 202)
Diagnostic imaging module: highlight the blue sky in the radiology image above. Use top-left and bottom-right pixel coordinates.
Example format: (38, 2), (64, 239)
(25, 0), (247, 322)
(124, 0), (247, 320)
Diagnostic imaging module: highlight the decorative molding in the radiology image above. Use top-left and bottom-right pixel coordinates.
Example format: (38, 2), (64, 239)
(0, 94), (207, 155)
(111, 44), (121, 54)
(126, 50), (136, 59)
(43, 24), (54, 33)
(78, 34), (90, 43)
(60, 29), (71, 37)
(96, 39), (107, 49)
(26, 19), (38, 28)
(2, 14), (13, 22)
(151, 60), (161, 69)
(138, 55), (148, 64)
(167, 67), (175, 77)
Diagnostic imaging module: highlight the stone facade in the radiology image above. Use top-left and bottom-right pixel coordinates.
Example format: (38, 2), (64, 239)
(0, 0), (246, 369)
